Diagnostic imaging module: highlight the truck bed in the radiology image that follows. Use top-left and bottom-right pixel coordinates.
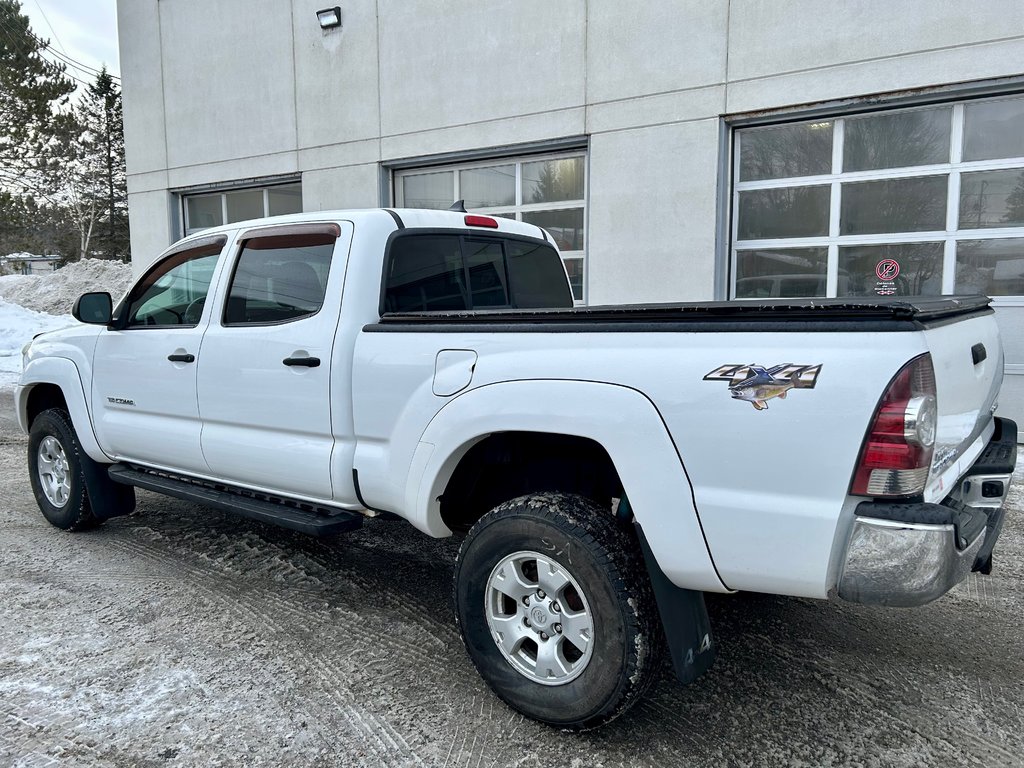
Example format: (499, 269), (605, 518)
(370, 295), (994, 333)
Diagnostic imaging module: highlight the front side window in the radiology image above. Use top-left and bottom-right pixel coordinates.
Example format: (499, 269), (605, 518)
(732, 95), (1024, 299)
(124, 239), (225, 328)
(224, 230), (336, 325)
(395, 152), (587, 302)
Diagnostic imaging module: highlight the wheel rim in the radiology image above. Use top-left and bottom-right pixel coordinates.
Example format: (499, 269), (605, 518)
(37, 435), (71, 508)
(484, 550), (595, 686)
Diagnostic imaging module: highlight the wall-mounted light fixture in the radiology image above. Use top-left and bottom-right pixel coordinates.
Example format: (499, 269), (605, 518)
(316, 6), (342, 29)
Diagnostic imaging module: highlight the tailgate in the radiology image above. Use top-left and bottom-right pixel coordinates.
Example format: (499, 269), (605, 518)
(922, 311), (1004, 500)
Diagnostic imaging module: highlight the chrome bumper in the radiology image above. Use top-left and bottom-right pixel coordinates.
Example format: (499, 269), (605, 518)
(838, 517), (985, 607)
(838, 417), (1015, 607)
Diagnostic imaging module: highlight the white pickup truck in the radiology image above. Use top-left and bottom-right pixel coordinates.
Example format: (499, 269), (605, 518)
(16, 208), (1017, 729)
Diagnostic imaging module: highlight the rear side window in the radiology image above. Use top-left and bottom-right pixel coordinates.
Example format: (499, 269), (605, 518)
(384, 233), (571, 312)
(225, 231), (336, 325)
(506, 240), (575, 309)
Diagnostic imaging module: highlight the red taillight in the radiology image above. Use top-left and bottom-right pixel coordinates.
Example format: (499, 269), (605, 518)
(851, 354), (937, 498)
(465, 215), (498, 228)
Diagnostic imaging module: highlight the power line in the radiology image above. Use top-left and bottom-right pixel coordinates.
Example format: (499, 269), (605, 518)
(29, 0), (120, 81)
(0, 16), (94, 89)
(5, 4), (120, 82)
(45, 43), (118, 82)
(30, 0), (65, 56)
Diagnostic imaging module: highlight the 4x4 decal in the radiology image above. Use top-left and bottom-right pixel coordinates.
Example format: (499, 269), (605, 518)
(704, 363), (822, 411)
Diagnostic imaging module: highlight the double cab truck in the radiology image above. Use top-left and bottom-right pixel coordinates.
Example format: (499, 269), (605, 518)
(16, 208), (1017, 729)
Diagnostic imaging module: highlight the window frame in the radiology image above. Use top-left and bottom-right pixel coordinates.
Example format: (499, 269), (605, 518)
(117, 235), (227, 330)
(392, 150), (588, 304)
(378, 228), (573, 316)
(181, 181), (303, 237)
(730, 96), (1024, 301)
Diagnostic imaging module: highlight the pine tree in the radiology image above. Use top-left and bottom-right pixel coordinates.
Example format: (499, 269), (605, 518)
(0, 0), (75, 193)
(49, 67), (129, 261)
(77, 67), (127, 260)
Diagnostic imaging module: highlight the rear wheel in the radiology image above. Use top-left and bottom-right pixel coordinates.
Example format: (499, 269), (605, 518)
(454, 493), (663, 729)
(28, 409), (101, 531)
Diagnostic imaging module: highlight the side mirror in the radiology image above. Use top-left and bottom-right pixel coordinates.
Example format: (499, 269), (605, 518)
(72, 292), (113, 325)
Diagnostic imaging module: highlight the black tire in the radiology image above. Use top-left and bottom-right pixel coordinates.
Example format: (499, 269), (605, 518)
(454, 492), (664, 729)
(27, 408), (102, 531)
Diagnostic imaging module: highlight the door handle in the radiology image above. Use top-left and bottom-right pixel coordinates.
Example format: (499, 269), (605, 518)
(283, 356), (320, 367)
(167, 353), (195, 363)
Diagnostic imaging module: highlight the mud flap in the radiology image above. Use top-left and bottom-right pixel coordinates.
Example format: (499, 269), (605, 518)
(634, 522), (715, 684)
(80, 454), (135, 520)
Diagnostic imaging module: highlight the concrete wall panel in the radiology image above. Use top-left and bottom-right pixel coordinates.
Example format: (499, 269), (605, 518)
(117, 0), (167, 175)
(727, 37), (1024, 114)
(587, 119), (720, 305)
(158, 0), (297, 169)
(587, 85), (725, 136)
(292, 0), (381, 148)
(728, 0), (1024, 82)
(301, 164), (381, 211)
(380, 108), (586, 163)
(166, 152), (299, 192)
(126, 191), (176, 274)
(377, 0), (586, 136)
(586, 0), (728, 103)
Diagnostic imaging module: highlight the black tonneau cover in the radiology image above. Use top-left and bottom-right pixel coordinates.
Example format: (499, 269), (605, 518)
(369, 295), (993, 334)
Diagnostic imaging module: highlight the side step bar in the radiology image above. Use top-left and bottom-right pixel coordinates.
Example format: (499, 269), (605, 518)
(108, 464), (363, 537)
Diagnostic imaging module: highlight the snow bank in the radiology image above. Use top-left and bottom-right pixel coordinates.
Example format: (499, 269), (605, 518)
(0, 258), (133, 316)
(0, 299), (77, 388)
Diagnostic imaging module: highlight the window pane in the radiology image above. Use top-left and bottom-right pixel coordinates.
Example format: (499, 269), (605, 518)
(384, 235), (467, 312)
(127, 244), (224, 327)
(963, 96), (1024, 161)
(737, 186), (830, 240)
(463, 240), (509, 308)
(958, 169), (1024, 229)
(739, 122), (833, 181)
(844, 107), (951, 171)
(734, 247), (827, 298)
(268, 184), (302, 216)
(225, 234), (335, 324)
(563, 257), (584, 301)
(185, 194), (223, 230)
(505, 240), (573, 308)
(225, 189), (265, 223)
(837, 243), (943, 297)
(840, 176), (947, 235)
(955, 238), (1024, 295)
(460, 165), (515, 208)
(522, 157), (585, 203)
(522, 208), (584, 251)
(401, 171), (454, 209)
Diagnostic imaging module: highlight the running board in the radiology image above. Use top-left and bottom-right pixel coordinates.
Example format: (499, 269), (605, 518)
(107, 464), (362, 537)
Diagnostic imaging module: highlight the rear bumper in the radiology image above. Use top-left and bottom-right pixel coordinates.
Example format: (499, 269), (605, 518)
(837, 417), (1016, 607)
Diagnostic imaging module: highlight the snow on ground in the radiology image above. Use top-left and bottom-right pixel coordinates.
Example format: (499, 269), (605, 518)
(0, 258), (133, 316)
(0, 259), (130, 390)
(0, 299), (77, 389)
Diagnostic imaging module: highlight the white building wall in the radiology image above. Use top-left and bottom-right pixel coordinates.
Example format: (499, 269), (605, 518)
(117, 0), (1024, 424)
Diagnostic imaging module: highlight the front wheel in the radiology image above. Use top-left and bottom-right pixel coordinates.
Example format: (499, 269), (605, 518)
(27, 408), (101, 531)
(454, 493), (663, 729)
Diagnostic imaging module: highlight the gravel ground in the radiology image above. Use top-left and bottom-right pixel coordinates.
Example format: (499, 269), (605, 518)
(1, 388), (1022, 767)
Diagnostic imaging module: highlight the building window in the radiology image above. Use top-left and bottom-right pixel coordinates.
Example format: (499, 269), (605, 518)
(182, 183), (302, 236)
(394, 152), (587, 302)
(732, 95), (1024, 299)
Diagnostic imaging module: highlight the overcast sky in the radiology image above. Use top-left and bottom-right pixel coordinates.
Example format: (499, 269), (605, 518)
(20, 0), (120, 86)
